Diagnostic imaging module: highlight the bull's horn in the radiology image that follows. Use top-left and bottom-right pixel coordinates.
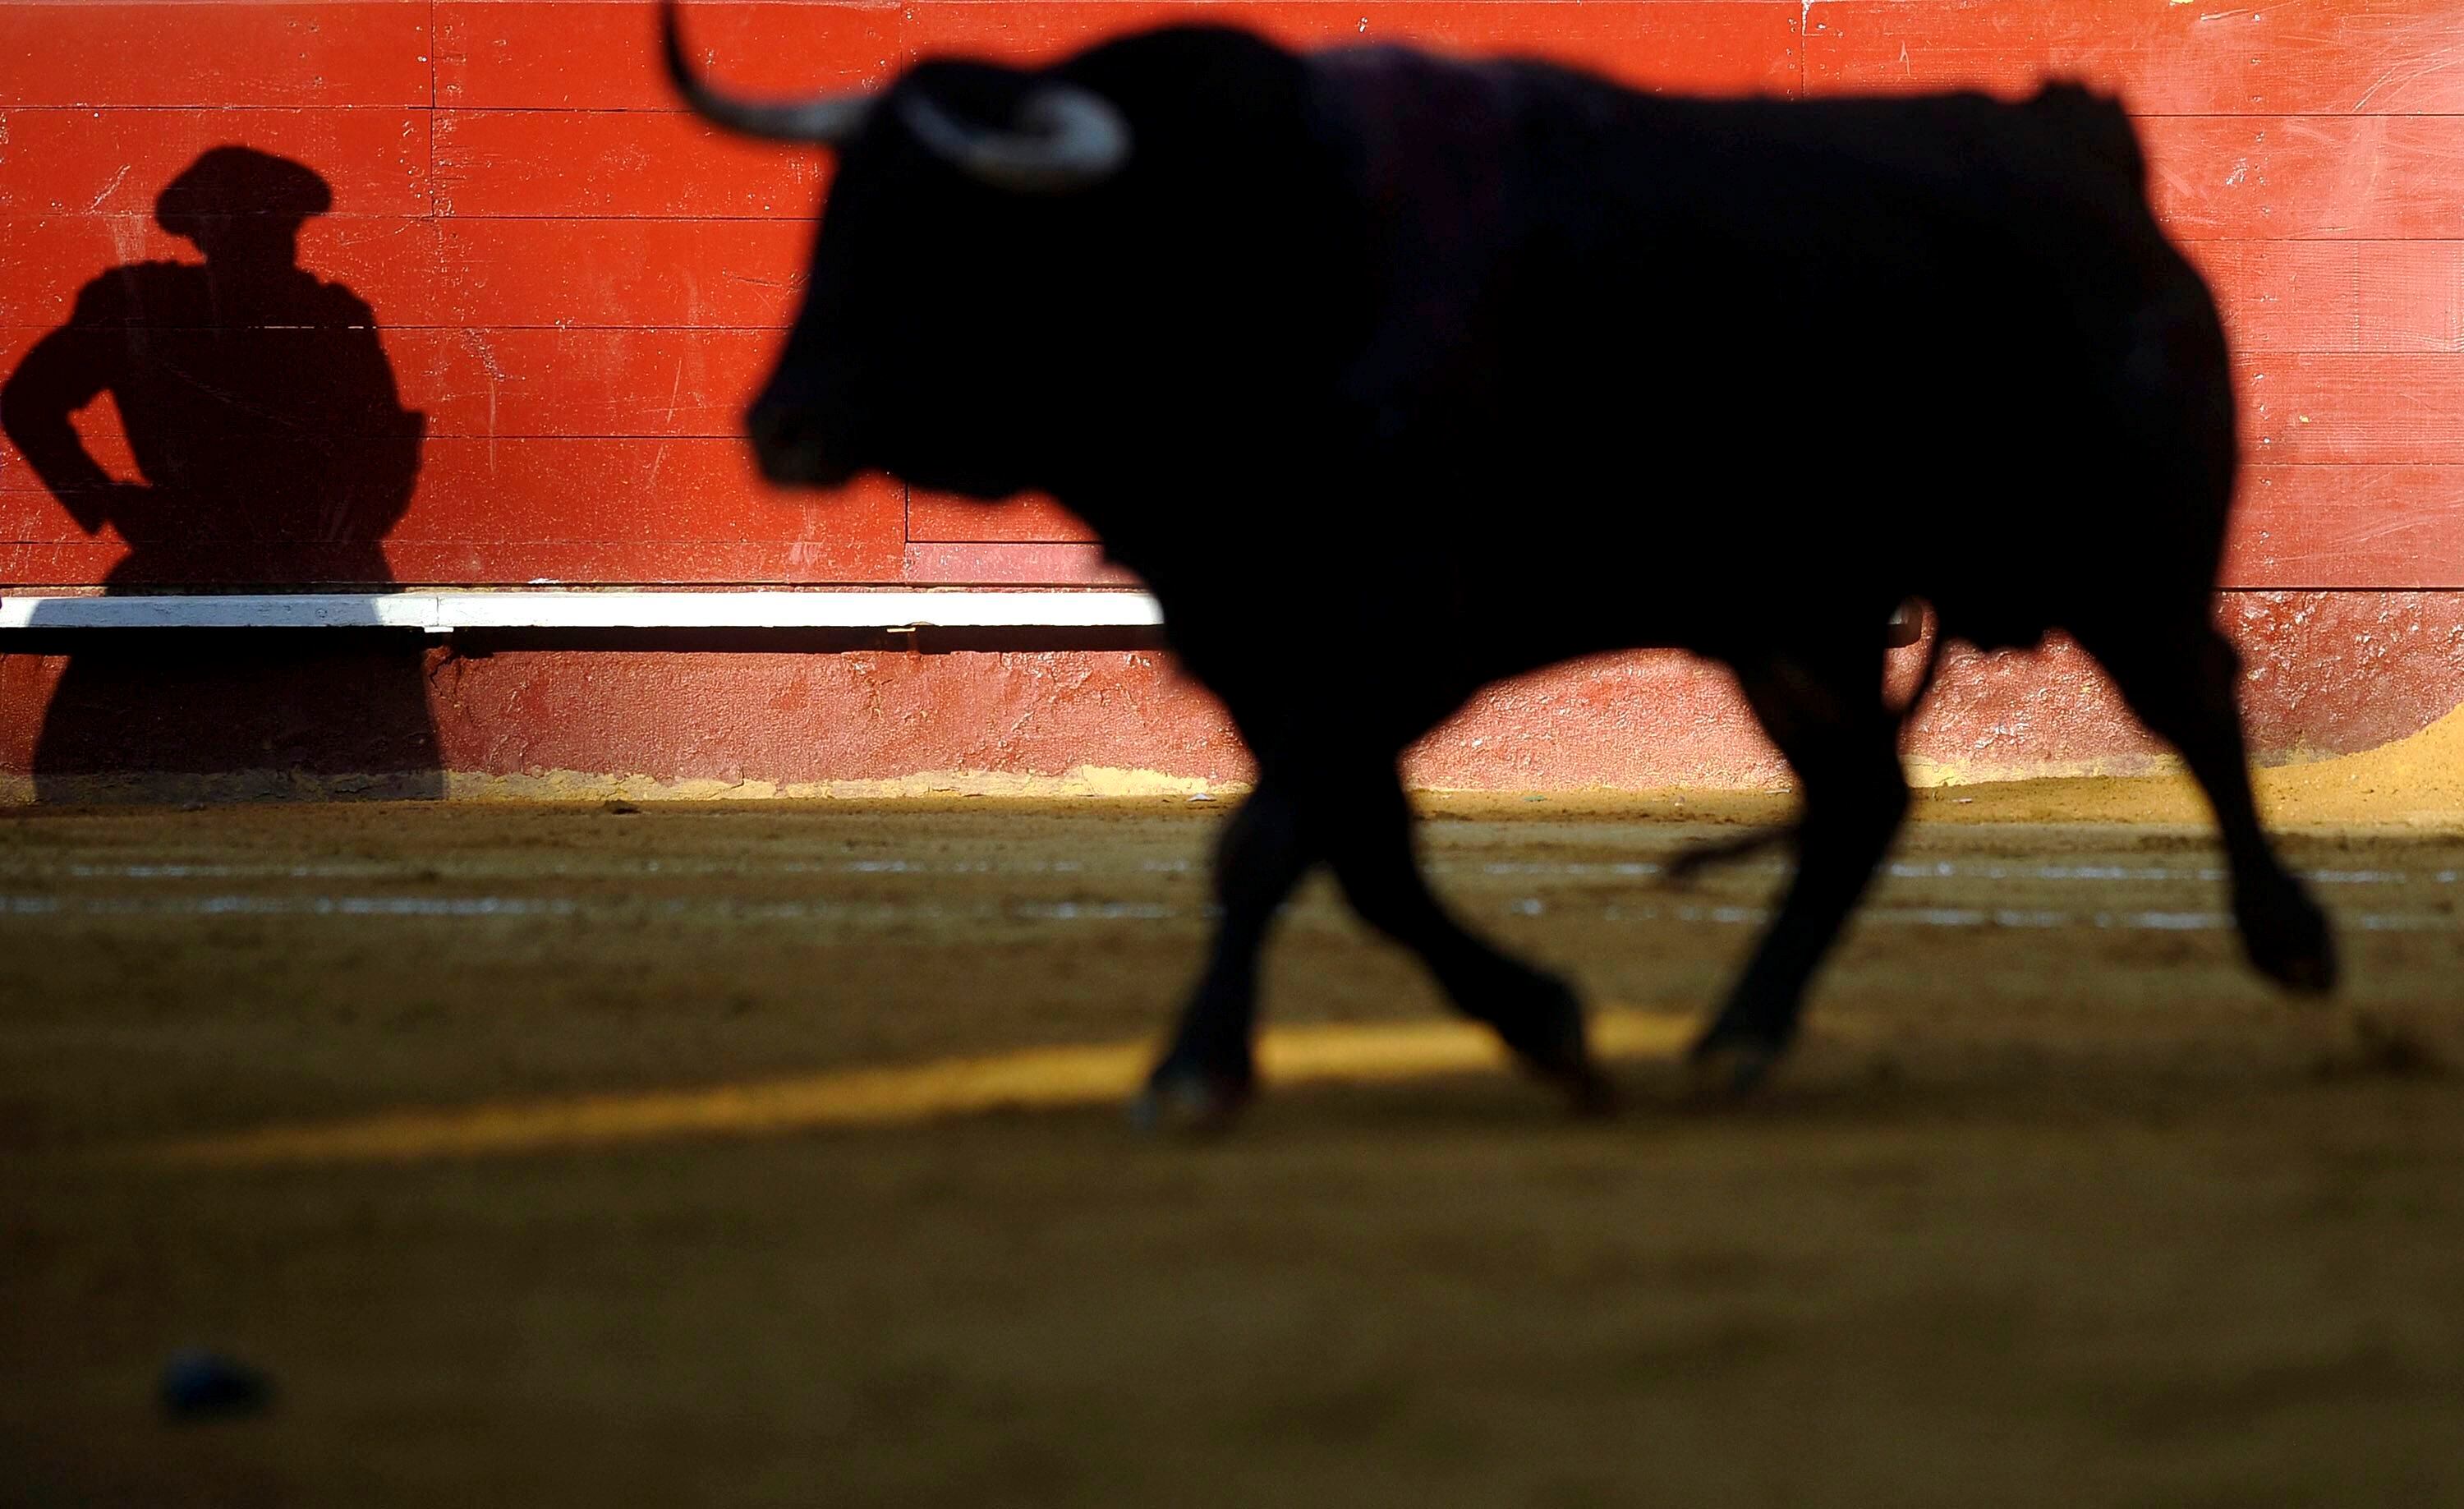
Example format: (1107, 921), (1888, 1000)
(661, 0), (873, 144)
(898, 85), (1131, 192)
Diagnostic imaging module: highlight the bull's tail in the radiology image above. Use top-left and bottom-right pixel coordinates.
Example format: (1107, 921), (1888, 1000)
(1665, 609), (1948, 886)
(1896, 608), (1949, 724)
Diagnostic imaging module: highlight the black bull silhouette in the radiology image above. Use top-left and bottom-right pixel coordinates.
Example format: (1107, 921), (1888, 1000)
(666, 10), (2338, 1127)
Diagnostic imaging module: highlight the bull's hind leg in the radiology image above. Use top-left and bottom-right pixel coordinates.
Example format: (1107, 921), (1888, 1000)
(2074, 618), (2337, 992)
(1137, 758), (1609, 1129)
(1317, 766), (1612, 1114)
(1692, 652), (1910, 1093)
(1137, 778), (1314, 1131)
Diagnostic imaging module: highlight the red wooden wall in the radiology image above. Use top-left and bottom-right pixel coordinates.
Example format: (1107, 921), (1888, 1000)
(2, 0), (2459, 591)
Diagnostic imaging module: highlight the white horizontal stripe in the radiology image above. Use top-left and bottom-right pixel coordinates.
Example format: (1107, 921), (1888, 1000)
(0, 590), (1165, 633)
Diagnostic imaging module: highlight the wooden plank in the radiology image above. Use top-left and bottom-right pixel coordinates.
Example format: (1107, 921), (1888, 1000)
(0, 427), (431, 523)
(99, 338), (2459, 497)
(7, 215), (803, 337)
(0, 330), (446, 508)
(380, 538), (902, 582)
(1392, 0), (1800, 96)
(0, 540), (126, 585)
(4, 217), (443, 330)
(0, 2), (431, 109)
(434, 109), (830, 219)
(2227, 465), (2464, 589)
(436, 219), (808, 328)
(8, 436), (2457, 588)
(40, 230), (2434, 361)
(438, 0), (899, 109)
(1807, 0), (2464, 116)
(0, 325), (30, 404)
(394, 439), (894, 556)
(902, 541), (1136, 585)
(0, 539), (427, 585)
(0, 539), (908, 587)
(0, 109), (430, 219)
(445, 0), (1794, 110)
(904, 1), (1801, 96)
(907, 490), (1098, 543)
(2144, 116), (2464, 243)
(0, 326), (775, 454)
(0, 442), (902, 582)
(2238, 354), (2464, 466)
(441, 0), (1796, 108)
(924, 472), (2464, 590)
(0, 437), (868, 545)
(2190, 241), (2358, 353)
(393, 329), (783, 438)
(2191, 241), (2464, 354)
(0, 355), (143, 496)
(2357, 241), (2464, 357)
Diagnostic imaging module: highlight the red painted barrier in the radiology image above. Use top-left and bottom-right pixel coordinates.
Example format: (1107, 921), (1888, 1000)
(2, 0), (2458, 591)
(3, 592), (2459, 800)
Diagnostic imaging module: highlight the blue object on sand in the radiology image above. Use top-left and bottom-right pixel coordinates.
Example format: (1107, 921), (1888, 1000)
(158, 1349), (274, 1421)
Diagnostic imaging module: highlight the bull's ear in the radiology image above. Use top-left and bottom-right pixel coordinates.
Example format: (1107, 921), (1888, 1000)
(897, 83), (1131, 192)
(662, 0), (874, 145)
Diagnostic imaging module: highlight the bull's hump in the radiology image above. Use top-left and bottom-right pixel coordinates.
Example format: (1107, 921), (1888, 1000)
(1308, 45), (1526, 222)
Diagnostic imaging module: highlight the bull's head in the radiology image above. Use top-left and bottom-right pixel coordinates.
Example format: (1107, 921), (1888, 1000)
(664, 0), (1149, 499)
(667, 6), (1365, 509)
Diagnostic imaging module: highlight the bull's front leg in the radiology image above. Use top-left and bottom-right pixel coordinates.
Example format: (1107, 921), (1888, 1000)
(1315, 764), (1612, 1115)
(1134, 775), (1314, 1132)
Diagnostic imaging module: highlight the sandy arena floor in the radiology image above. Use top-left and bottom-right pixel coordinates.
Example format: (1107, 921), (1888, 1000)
(3, 788), (2463, 1506)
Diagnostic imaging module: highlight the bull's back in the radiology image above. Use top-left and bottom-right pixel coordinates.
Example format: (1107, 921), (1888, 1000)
(1432, 65), (2231, 648)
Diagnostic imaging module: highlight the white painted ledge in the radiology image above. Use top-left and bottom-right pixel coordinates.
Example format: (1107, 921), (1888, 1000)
(0, 591), (1166, 633)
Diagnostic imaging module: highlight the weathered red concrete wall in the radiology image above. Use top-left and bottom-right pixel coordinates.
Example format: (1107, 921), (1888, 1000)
(3, 591), (2457, 798)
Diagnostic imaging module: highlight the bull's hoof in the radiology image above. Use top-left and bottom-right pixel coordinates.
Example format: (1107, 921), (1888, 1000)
(1496, 981), (1616, 1118)
(1129, 1065), (1253, 1137)
(1510, 1032), (1618, 1118)
(2258, 942), (2338, 996)
(1685, 1029), (1785, 1102)
(1547, 1061), (1620, 1119)
(2245, 889), (2340, 996)
(2267, 945), (2338, 995)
